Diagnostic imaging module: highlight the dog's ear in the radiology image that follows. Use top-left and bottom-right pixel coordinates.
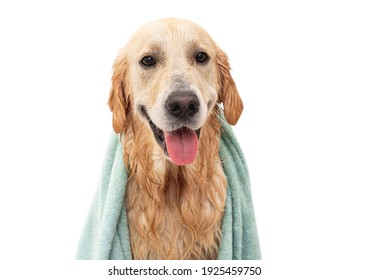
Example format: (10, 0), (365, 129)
(108, 50), (130, 133)
(216, 45), (243, 125)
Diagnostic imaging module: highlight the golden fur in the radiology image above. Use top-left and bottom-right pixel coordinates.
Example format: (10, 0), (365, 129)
(108, 18), (243, 259)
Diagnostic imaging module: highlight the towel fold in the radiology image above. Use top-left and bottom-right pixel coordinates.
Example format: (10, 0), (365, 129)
(76, 114), (261, 259)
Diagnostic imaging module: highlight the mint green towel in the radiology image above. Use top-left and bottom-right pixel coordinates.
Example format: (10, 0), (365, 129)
(76, 115), (261, 259)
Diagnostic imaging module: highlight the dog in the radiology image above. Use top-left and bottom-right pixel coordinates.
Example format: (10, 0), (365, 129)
(108, 18), (243, 259)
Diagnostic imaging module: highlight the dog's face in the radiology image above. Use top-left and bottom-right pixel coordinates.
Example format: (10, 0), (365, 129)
(109, 18), (243, 165)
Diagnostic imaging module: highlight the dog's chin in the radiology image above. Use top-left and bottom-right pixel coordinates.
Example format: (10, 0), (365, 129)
(139, 106), (201, 165)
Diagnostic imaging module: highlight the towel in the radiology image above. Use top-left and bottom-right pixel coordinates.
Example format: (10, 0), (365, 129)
(76, 114), (261, 260)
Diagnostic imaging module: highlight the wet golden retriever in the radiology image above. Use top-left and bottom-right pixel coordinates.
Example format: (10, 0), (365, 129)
(108, 18), (243, 259)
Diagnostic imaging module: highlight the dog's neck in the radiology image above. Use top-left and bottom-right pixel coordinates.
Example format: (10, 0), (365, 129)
(122, 112), (227, 259)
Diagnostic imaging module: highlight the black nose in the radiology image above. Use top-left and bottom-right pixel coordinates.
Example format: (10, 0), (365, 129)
(165, 91), (200, 119)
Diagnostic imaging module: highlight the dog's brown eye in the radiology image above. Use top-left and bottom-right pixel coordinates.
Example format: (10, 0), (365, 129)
(141, 56), (156, 67)
(195, 52), (208, 63)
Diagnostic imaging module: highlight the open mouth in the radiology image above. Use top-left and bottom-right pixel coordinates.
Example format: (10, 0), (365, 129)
(140, 106), (201, 165)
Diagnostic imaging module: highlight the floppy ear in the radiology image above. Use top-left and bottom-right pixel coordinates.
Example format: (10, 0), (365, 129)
(216, 45), (243, 125)
(108, 50), (130, 133)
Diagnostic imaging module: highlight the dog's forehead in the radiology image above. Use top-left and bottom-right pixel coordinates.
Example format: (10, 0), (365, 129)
(127, 18), (215, 55)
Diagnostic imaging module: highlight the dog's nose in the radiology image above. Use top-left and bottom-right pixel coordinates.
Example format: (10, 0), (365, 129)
(165, 91), (200, 119)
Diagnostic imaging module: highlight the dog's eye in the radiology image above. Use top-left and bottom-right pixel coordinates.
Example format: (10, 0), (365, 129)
(140, 56), (156, 67)
(195, 52), (209, 63)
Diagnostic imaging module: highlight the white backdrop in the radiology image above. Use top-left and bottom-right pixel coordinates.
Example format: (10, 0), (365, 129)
(0, 0), (367, 279)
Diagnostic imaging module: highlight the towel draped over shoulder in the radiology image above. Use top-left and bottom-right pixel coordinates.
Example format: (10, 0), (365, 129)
(76, 114), (261, 260)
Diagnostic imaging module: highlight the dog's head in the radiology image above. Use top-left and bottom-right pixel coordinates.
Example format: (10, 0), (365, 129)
(109, 18), (243, 165)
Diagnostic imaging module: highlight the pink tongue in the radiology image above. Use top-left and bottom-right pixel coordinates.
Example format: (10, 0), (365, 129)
(164, 129), (198, 165)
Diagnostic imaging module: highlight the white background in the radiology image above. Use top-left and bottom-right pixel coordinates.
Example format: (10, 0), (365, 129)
(0, 0), (367, 279)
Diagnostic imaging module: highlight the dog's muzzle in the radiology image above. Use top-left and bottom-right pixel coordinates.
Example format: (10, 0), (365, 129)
(139, 91), (202, 165)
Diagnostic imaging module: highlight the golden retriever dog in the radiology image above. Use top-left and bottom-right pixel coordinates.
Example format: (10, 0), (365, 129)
(108, 18), (243, 259)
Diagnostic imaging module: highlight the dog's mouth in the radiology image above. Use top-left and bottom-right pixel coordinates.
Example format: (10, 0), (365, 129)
(140, 106), (201, 165)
